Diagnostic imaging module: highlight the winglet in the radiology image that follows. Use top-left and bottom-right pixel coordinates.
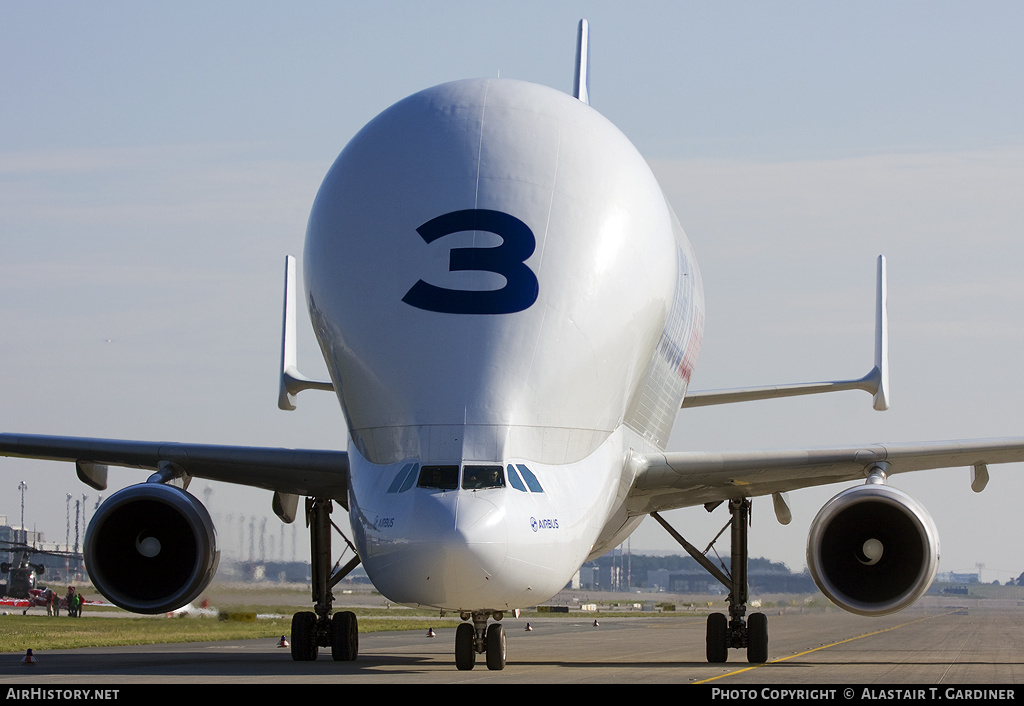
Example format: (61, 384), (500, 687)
(278, 255), (334, 411)
(573, 19), (590, 104)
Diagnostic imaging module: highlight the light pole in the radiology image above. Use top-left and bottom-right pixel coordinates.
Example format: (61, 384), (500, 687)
(66, 493), (72, 551)
(81, 494), (88, 548)
(18, 481), (28, 545)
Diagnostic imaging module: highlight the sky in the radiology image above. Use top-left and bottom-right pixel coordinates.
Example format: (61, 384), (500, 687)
(2, 1), (1024, 584)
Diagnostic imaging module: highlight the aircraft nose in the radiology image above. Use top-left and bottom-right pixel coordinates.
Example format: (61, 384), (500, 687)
(365, 491), (511, 609)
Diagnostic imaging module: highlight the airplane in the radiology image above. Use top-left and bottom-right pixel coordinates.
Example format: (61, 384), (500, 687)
(3, 18), (1024, 669)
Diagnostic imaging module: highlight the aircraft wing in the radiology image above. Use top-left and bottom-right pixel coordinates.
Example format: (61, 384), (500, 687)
(0, 433), (349, 511)
(630, 437), (1024, 516)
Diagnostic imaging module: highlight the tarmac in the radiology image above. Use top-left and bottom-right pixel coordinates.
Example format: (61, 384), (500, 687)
(1, 598), (1022, 685)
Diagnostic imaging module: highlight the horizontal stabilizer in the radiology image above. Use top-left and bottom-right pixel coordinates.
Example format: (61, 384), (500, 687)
(683, 256), (889, 411)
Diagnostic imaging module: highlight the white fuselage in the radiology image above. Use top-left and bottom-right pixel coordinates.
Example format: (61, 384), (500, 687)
(304, 78), (704, 611)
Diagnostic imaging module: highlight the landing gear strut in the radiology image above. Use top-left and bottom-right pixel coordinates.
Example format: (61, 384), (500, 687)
(652, 498), (768, 664)
(455, 611), (507, 670)
(290, 497), (362, 661)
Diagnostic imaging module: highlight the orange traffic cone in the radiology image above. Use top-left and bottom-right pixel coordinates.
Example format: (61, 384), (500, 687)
(277, 635), (290, 648)
(21, 649), (36, 665)
(427, 628), (436, 637)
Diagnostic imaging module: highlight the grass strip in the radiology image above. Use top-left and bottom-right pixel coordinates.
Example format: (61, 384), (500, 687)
(1, 608), (702, 653)
(0, 614), (458, 653)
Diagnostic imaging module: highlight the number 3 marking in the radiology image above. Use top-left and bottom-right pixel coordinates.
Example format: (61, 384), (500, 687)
(402, 209), (539, 315)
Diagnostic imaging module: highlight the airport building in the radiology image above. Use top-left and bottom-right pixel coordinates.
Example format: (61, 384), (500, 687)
(578, 554), (817, 593)
(646, 565), (817, 594)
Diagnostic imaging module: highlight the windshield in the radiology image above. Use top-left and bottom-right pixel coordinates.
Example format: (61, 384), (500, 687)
(417, 465), (459, 490)
(462, 465), (505, 490)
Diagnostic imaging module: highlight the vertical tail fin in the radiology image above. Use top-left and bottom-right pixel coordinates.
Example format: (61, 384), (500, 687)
(573, 19), (590, 104)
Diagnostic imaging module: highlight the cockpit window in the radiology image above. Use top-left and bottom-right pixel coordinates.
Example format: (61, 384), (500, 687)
(516, 464), (544, 492)
(505, 464), (543, 492)
(387, 463), (418, 494)
(506, 464), (527, 492)
(462, 465), (505, 490)
(417, 465), (459, 490)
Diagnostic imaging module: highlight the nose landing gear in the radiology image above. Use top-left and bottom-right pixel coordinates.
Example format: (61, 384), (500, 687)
(455, 610), (507, 670)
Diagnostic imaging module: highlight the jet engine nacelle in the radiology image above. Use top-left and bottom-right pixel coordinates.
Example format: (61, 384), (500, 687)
(806, 483), (939, 616)
(84, 483), (219, 614)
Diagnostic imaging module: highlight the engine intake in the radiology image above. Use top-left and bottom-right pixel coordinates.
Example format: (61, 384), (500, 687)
(84, 483), (219, 614)
(807, 483), (939, 616)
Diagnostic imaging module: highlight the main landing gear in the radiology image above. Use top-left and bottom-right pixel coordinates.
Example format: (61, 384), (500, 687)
(290, 498), (363, 662)
(652, 498), (768, 664)
(455, 611), (507, 671)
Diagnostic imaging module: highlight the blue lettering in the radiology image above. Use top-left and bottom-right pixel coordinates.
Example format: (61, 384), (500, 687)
(402, 209), (539, 315)
(529, 517), (559, 532)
